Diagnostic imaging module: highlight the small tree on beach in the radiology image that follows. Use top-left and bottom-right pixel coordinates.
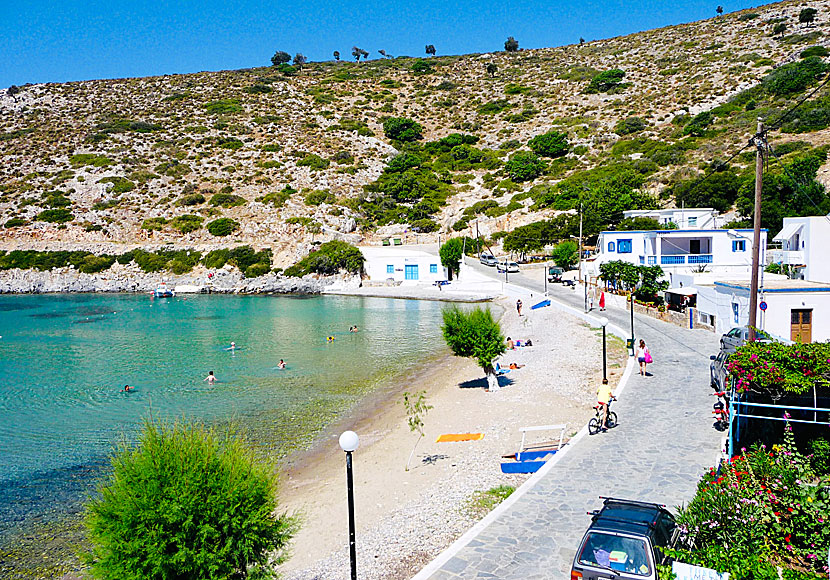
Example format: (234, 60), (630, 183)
(442, 305), (506, 392)
(84, 419), (296, 579)
(439, 237), (464, 279)
(403, 390), (433, 471)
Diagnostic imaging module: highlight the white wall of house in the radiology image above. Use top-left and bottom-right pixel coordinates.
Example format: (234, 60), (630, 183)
(592, 229), (767, 283)
(360, 247), (447, 284)
(771, 216), (830, 283)
(694, 280), (830, 342)
(623, 208), (720, 230)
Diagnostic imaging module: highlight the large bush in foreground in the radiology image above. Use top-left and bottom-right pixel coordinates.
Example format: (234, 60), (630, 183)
(85, 420), (295, 579)
(728, 341), (830, 395)
(669, 430), (830, 579)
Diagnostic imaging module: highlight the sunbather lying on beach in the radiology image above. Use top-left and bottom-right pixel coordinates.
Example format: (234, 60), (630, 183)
(508, 363), (525, 369)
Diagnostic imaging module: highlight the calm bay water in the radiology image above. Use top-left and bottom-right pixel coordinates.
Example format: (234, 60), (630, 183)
(0, 293), (445, 537)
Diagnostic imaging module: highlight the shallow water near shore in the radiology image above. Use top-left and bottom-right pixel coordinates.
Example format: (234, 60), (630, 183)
(0, 293), (445, 546)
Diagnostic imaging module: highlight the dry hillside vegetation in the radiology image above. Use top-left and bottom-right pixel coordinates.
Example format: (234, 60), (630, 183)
(1, 0), (829, 268)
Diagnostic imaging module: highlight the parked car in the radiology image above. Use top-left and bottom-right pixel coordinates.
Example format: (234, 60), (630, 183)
(548, 266), (564, 283)
(719, 326), (774, 354)
(479, 253), (498, 266)
(572, 497), (678, 580)
(496, 261), (520, 273)
(709, 350), (729, 391)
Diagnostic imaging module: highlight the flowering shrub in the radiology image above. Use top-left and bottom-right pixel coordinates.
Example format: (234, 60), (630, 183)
(669, 429), (830, 579)
(727, 341), (830, 395)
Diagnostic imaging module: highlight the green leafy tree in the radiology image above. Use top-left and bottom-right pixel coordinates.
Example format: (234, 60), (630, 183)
(486, 63), (498, 77)
(799, 7), (817, 26)
(773, 22), (788, 37)
(439, 237), (464, 279)
(671, 169), (743, 213)
(283, 240), (364, 277)
(270, 50), (291, 66)
(333, 50), (340, 61)
(84, 419), (296, 579)
(505, 151), (545, 182)
(614, 116), (646, 135)
(383, 117), (423, 142)
(403, 391), (433, 471)
(551, 240), (578, 270)
(425, 44), (436, 56)
(504, 36), (519, 52)
(441, 305), (506, 392)
(528, 130), (569, 158)
(293, 53), (307, 70)
(716, 5), (723, 15)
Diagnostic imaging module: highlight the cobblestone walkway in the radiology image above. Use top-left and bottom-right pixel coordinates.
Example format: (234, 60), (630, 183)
(415, 267), (722, 579)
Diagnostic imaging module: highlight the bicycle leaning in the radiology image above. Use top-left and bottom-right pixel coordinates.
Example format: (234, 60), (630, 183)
(588, 396), (617, 435)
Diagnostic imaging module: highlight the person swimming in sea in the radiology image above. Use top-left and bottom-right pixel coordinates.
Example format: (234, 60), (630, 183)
(349, 326), (358, 333)
(225, 341), (236, 351)
(278, 359), (286, 369)
(121, 384), (135, 392)
(327, 336), (336, 342)
(204, 371), (217, 384)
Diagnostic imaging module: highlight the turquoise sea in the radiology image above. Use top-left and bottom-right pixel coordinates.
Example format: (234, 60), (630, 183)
(0, 293), (445, 540)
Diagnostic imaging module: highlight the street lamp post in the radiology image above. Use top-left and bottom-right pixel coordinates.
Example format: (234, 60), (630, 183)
(339, 431), (360, 580)
(630, 291), (635, 356)
(544, 261), (548, 295)
(600, 317), (609, 381)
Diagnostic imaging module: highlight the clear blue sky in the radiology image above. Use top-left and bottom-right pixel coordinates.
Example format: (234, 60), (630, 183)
(1, 1), (762, 88)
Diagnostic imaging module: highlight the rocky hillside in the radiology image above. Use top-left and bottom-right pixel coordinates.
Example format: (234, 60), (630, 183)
(1, 0), (829, 268)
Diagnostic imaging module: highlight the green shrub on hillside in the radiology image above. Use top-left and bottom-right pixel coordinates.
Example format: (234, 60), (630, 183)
(4, 218), (26, 228)
(283, 240), (364, 277)
(583, 69), (626, 93)
(204, 99), (243, 114)
(210, 193), (246, 208)
(70, 154), (113, 168)
(84, 420), (295, 580)
(780, 94), (830, 133)
(477, 99), (512, 115)
(170, 214), (203, 233)
(383, 117), (423, 142)
(304, 189), (335, 206)
(614, 116), (647, 135)
(154, 160), (191, 178)
(141, 217), (168, 231)
(97, 176), (135, 193)
(296, 154), (330, 170)
(762, 56), (828, 95)
(37, 208), (74, 223)
(207, 218), (239, 237)
(257, 186), (296, 207)
(43, 191), (72, 208)
(801, 46), (829, 59)
(528, 130), (569, 158)
(176, 193), (206, 206)
(505, 151), (545, 182)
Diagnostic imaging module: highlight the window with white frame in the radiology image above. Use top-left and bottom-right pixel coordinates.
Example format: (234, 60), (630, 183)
(732, 240), (746, 252)
(430, 264), (438, 274)
(387, 264), (394, 274)
(617, 239), (632, 253)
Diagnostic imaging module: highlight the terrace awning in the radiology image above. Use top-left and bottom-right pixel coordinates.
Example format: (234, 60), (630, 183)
(773, 222), (802, 242)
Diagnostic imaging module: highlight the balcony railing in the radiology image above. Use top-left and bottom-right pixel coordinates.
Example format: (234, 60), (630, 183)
(661, 255), (685, 265)
(688, 254), (713, 264)
(770, 250), (805, 265)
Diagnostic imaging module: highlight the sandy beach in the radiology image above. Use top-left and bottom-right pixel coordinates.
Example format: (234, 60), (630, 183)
(276, 295), (627, 580)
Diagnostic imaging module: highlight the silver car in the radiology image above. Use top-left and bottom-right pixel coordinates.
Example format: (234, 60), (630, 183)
(496, 261), (520, 273)
(479, 253), (498, 266)
(719, 326), (773, 354)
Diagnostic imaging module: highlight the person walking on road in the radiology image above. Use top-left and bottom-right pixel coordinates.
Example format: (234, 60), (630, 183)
(635, 340), (651, 376)
(516, 299), (523, 316)
(599, 290), (606, 311)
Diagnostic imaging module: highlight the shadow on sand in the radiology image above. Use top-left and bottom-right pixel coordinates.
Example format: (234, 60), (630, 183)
(458, 375), (514, 390)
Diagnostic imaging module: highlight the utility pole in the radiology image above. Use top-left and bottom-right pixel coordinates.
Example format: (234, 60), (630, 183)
(579, 202), (586, 312)
(748, 119), (765, 342)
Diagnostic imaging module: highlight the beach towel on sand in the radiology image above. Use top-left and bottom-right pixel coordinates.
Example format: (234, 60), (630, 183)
(436, 433), (485, 442)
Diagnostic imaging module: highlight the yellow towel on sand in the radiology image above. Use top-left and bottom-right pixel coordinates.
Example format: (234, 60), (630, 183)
(436, 433), (485, 442)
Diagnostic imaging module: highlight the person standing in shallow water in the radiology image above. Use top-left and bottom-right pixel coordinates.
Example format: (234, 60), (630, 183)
(204, 371), (217, 384)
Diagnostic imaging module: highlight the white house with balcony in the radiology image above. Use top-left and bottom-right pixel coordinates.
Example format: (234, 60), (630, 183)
(592, 228), (767, 286)
(360, 246), (447, 284)
(771, 216), (830, 283)
(623, 208), (720, 230)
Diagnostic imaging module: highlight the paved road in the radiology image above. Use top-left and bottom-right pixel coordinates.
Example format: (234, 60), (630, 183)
(417, 262), (723, 579)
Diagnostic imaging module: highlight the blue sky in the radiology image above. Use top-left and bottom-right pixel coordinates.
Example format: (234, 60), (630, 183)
(1, 1), (761, 88)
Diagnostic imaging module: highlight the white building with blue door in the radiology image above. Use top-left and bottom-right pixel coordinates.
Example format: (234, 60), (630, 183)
(360, 246), (448, 284)
(591, 228), (768, 286)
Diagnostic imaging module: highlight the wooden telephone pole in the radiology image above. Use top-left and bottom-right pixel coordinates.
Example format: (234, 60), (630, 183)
(748, 119), (765, 342)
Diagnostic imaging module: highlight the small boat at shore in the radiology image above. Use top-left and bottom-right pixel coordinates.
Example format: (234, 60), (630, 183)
(153, 283), (175, 298)
(500, 424), (568, 474)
